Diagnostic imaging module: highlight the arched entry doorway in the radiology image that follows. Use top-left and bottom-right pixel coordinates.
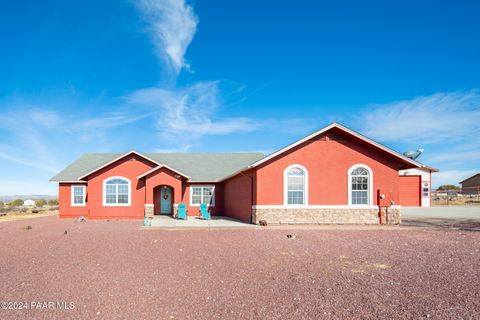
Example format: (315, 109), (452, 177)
(154, 185), (174, 215)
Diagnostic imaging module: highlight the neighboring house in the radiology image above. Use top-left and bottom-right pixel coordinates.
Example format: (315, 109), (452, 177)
(460, 173), (480, 195)
(23, 199), (36, 206)
(50, 123), (437, 224)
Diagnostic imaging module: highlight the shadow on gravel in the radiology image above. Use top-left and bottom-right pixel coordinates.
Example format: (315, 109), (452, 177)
(403, 218), (480, 231)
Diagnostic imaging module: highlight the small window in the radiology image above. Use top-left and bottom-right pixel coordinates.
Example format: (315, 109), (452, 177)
(190, 186), (215, 206)
(103, 177), (131, 206)
(71, 185), (86, 206)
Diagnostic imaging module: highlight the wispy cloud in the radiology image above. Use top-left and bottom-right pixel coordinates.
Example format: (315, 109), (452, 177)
(0, 107), (148, 174)
(128, 1), (268, 148)
(359, 89), (480, 187)
(432, 170), (479, 187)
(429, 149), (480, 163)
(126, 82), (261, 144)
(134, 0), (198, 77)
(0, 146), (58, 173)
(361, 90), (480, 144)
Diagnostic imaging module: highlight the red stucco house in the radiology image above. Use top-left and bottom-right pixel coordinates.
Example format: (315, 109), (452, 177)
(50, 123), (437, 224)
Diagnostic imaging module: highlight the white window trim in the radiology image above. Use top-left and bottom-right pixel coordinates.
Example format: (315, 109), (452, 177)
(283, 164), (309, 206)
(348, 164), (373, 206)
(189, 185), (215, 207)
(102, 176), (131, 207)
(71, 185), (86, 207)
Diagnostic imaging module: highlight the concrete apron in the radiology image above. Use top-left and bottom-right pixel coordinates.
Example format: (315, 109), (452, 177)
(143, 215), (258, 229)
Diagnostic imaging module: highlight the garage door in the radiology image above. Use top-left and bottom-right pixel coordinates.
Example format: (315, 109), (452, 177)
(399, 176), (421, 206)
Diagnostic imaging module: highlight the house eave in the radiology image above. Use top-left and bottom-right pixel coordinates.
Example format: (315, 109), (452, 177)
(247, 122), (434, 171)
(137, 164), (191, 180)
(77, 150), (161, 180)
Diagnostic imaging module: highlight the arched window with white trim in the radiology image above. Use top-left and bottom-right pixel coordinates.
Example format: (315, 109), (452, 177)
(284, 165), (308, 205)
(348, 165), (373, 205)
(103, 177), (131, 206)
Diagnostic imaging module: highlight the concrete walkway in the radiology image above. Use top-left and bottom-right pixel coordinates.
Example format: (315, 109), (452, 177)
(145, 215), (258, 229)
(402, 206), (480, 231)
(402, 206), (480, 219)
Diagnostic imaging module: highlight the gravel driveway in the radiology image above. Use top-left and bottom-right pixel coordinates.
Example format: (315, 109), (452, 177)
(1, 216), (479, 319)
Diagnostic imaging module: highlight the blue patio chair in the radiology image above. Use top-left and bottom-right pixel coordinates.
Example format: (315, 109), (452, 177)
(177, 203), (188, 220)
(200, 203), (211, 220)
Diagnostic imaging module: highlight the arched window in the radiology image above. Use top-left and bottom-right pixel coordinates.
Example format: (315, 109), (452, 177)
(103, 177), (131, 206)
(348, 165), (373, 205)
(284, 165), (308, 205)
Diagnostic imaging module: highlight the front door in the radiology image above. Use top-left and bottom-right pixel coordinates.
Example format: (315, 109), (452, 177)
(160, 186), (172, 214)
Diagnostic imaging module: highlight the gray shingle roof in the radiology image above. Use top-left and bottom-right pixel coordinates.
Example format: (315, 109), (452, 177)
(50, 152), (265, 182)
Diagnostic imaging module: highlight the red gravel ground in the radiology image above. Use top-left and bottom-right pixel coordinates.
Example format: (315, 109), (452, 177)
(1, 216), (479, 320)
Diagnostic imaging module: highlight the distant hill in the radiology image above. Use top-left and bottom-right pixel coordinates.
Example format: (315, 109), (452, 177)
(0, 195), (58, 202)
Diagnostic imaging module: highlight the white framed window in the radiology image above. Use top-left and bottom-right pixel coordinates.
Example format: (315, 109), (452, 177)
(190, 185), (215, 206)
(284, 164), (308, 206)
(103, 177), (131, 206)
(71, 185), (86, 206)
(348, 164), (373, 205)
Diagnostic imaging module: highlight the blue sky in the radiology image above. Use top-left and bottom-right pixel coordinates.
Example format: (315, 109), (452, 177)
(1, 0), (479, 195)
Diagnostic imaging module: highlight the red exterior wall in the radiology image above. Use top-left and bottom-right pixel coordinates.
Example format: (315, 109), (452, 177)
(58, 183), (88, 217)
(224, 170), (255, 222)
(144, 167), (184, 215)
(85, 154), (156, 219)
(254, 129), (402, 206)
(182, 183), (224, 216)
(58, 154), (224, 219)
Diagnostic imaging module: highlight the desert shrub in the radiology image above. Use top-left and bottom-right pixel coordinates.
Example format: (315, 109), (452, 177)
(437, 185), (461, 191)
(10, 199), (24, 207)
(48, 199), (59, 205)
(35, 199), (46, 207)
(0, 201), (4, 207)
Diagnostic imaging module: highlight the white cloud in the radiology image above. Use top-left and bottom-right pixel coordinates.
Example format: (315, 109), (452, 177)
(29, 110), (62, 128)
(432, 169), (479, 188)
(361, 90), (480, 144)
(0, 147), (58, 173)
(0, 108), (148, 173)
(67, 111), (152, 142)
(429, 149), (480, 163)
(126, 82), (261, 144)
(134, 0), (198, 76)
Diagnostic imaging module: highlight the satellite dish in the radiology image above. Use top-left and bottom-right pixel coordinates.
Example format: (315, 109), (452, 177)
(403, 148), (424, 160)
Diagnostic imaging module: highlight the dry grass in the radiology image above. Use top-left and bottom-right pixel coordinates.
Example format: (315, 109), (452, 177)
(0, 208), (58, 222)
(432, 196), (480, 206)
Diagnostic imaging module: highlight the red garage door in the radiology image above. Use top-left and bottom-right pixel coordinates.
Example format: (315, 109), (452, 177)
(399, 176), (421, 206)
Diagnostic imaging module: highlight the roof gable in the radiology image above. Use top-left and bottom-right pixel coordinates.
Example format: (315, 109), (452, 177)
(137, 164), (191, 180)
(77, 151), (160, 180)
(247, 123), (437, 172)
